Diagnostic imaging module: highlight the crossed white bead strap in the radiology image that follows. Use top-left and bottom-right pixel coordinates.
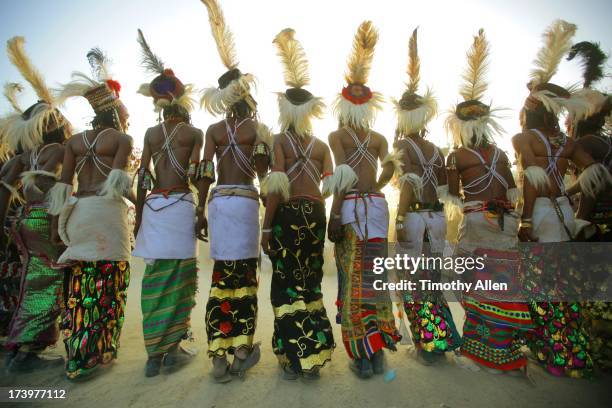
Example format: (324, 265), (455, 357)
(462, 146), (508, 194)
(343, 127), (378, 171)
(218, 118), (255, 178)
(29, 143), (58, 171)
(285, 131), (320, 186)
(75, 129), (113, 177)
(152, 122), (187, 179)
(404, 137), (442, 189)
(532, 129), (566, 193)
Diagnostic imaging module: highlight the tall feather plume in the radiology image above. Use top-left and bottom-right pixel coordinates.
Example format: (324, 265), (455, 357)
(529, 19), (577, 86)
(273, 28), (310, 89)
(406, 28), (420, 94)
(567, 41), (607, 88)
(459, 29), (490, 101)
(345, 20), (378, 85)
(86, 47), (111, 81)
(200, 0), (238, 70)
(137, 29), (165, 74)
(3, 82), (24, 113)
(6, 36), (54, 104)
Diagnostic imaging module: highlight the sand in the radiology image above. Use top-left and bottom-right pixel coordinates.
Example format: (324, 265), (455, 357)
(0, 241), (610, 408)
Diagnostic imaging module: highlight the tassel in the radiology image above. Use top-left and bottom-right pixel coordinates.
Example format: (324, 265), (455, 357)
(524, 166), (550, 193)
(381, 150), (404, 178)
(399, 172), (423, 201)
(506, 187), (520, 206)
(321, 174), (333, 198)
(329, 164), (358, 196)
(47, 182), (73, 215)
(99, 169), (132, 200)
(436, 184), (449, 202)
(261, 171), (290, 201)
(578, 163), (612, 198)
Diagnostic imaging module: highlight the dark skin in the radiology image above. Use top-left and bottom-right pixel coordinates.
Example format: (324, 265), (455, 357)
(52, 106), (132, 244)
(134, 116), (204, 239)
(394, 133), (447, 244)
(0, 143), (65, 248)
(512, 128), (594, 242)
(327, 126), (394, 242)
(260, 132), (333, 255)
(571, 134), (611, 220)
(199, 115), (269, 240)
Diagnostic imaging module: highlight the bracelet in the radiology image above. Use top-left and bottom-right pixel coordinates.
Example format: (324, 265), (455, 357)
(262, 228), (272, 233)
(521, 217), (532, 222)
(396, 214), (405, 222)
(396, 223), (405, 230)
(519, 221), (532, 228)
(331, 213), (341, 220)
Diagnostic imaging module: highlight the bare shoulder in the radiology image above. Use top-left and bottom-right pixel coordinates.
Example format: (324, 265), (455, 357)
(328, 128), (345, 143)
(394, 138), (409, 150)
(186, 124), (204, 137)
(314, 137), (331, 154)
(511, 131), (530, 146)
(370, 129), (387, 143)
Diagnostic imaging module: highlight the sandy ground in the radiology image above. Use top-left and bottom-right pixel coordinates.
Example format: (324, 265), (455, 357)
(0, 241), (610, 408)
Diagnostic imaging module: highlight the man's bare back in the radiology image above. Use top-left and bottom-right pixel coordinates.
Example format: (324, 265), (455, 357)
(18, 144), (65, 202)
(512, 129), (593, 198)
(205, 117), (259, 186)
(449, 145), (514, 202)
(143, 121), (203, 191)
(328, 127), (389, 192)
(395, 136), (446, 204)
(275, 133), (333, 199)
(64, 128), (133, 196)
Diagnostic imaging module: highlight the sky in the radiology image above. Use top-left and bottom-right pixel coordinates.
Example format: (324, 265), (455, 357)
(0, 0), (611, 156)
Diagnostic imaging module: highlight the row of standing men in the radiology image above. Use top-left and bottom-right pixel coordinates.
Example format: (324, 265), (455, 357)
(0, 13), (611, 381)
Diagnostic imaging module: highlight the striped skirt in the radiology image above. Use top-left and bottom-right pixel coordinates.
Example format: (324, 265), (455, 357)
(141, 258), (198, 356)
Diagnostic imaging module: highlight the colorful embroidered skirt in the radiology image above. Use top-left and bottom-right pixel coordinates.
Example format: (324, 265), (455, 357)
(269, 199), (334, 372)
(63, 260), (130, 379)
(457, 210), (533, 371)
(526, 301), (593, 378)
(335, 226), (400, 360)
(141, 258), (198, 356)
(403, 296), (461, 354)
(5, 206), (64, 351)
(205, 258), (258, 357)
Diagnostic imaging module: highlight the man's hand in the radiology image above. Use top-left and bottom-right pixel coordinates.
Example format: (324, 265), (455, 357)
(328, 216), (342, 243)
(195, 214), (208, 242)
(260, 231), (274, 256)
(518, 226), (537, 242)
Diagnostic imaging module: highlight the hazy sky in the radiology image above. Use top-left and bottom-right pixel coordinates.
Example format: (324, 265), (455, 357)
(1, 0), (611, 155)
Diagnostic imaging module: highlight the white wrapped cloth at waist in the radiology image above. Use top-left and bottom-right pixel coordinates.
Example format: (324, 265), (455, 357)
(58, 195), (131, 263)
(457, 200), (518, 253)
(341, 190), (389, 240)
(401, 211), (446, 255)
(133, 192), (197, 263)
(208, 184), (260, 261)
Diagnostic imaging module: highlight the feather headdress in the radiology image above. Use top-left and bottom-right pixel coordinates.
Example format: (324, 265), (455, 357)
(333, 20), (384, 129)
(393, 28), (438, 136)
(4, 82), (24, 113)
(273, 28), (325, 136)
(199, 0), (256, 116)
(136, 29), (195, 114)
(524, 20), (591, 122)
(566, 41), (611, 132)
(57, 47), (123, 118)
(445, 29), (504, 148)
(530, 20), (577, 87)
(1, 37), (68, 153)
